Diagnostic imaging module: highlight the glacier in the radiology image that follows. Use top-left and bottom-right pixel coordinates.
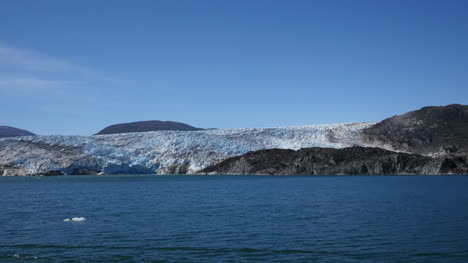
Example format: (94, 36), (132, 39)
(0, 123), (375, 175)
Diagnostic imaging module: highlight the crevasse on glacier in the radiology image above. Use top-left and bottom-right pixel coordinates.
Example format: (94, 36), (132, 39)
(0, 123), (374, 174)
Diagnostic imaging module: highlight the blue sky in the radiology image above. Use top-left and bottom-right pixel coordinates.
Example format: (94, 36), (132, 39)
(1, 0), (467, 135)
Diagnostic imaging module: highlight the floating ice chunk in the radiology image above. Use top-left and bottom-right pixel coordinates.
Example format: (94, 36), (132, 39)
(64, 217), (86, 222)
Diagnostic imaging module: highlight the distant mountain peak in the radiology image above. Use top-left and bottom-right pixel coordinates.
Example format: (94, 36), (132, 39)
(96, 120), (203, 135)
(0, 126), (36, 138)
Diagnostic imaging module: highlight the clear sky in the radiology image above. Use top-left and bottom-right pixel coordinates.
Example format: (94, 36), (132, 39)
(1, 0), (467, 135)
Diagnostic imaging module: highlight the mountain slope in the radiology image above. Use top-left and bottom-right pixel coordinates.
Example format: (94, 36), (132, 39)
(96, 120), (203, 135)
(362, 104), (468, 156)
(0, 126), (35, 138)
(198, 146), (468, 175)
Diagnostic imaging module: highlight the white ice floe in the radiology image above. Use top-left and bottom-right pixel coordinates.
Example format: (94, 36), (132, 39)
(64, 217), (86, 222)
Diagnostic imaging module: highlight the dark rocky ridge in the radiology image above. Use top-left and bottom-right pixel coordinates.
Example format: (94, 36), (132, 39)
(0, 126), (35, 138)
(198, 146), (468, 175)
(96, 120), (203, 135)
(362, 104), (468, 156)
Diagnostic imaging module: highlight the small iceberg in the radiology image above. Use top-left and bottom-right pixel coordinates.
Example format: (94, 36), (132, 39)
(64, 217), (86, 222)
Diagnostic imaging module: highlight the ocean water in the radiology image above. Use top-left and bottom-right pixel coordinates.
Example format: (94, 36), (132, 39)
(1, 175), (468, 262)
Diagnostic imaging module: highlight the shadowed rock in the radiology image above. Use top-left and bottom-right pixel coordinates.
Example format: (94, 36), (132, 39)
(362, 104), (468, 156)
(96, 120), (203, 135)
(39, 170), (66, 176)
(0, 126), (35, 138)
(198, 146), (468, 175)
(70, 168), (101, 175)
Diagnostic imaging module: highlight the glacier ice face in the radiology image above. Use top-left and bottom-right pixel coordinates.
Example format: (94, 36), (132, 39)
(0, 123), (375, 175)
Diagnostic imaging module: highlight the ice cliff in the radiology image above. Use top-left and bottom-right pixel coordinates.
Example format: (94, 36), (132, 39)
(0, 123), (374, 175)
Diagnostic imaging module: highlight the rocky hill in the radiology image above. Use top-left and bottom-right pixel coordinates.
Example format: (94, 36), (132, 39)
(198, 146), (468, 175)
(0, 126), (35, 138)
(96, 120), (203, 135)
(362, 104), (468, 156)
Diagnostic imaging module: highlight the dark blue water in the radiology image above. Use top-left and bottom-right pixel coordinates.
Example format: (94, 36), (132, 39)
(1, 175), (468, 262)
